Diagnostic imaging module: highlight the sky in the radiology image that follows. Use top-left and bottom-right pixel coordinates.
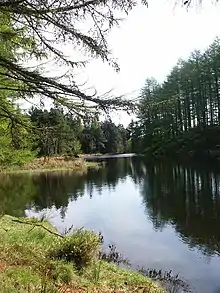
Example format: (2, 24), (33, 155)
(20, 0), (220, 126)
(74, 0), (220, 126)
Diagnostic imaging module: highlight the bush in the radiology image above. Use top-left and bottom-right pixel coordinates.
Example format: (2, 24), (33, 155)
(49, 229), (101, 270)
(50, 261), (73, 284)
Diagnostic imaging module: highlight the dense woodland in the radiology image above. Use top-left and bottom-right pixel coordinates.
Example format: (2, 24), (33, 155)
(131, 38), (220, 159)
(1, 0), (220, 168)
(0, 0), (146, 168)
(29, 107), (130, 157)
(0, 104), (131, 167)
(3, 36), (220, 167)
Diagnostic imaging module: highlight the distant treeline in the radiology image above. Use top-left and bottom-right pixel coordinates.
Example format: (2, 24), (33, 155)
(0, 103), (132, 167)
(29, 107), (131, 157)
(3, 35), (220, 167)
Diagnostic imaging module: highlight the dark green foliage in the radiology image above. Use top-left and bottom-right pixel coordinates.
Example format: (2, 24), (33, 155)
(133, 38), (220, 158)
(29, 107), (130, 157)
(81, 118), (130, 154)
(0, 103), (130, 168)
(0, 115), (36, 168)
(0, 13), (36, 167)
(29, 107), (82, 157)
(0, 0), (136, 169)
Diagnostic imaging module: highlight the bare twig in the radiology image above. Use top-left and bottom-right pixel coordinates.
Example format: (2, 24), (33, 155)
(11, 219), (64, 238)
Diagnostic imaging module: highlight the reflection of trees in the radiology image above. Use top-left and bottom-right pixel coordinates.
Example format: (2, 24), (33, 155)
(129, 157), (146, 185)
(3, 157), (220, 258)
(31, 158), (136, 211)
(1, 157), (135, 217)
(85, 157), (134, 191)
(0, 174), (37, 217)
(141, 160), (220, 256)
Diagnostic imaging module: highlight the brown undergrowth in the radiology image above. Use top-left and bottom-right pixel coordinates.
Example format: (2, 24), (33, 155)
(1, 156), (100, 173)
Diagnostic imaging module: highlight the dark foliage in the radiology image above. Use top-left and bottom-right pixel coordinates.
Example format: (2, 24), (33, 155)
(131, 38), (220, 159)
(29, 106), (131, 157)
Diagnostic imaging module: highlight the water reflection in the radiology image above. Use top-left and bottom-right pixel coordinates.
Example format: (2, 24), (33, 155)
(138, 160), (220, 257)
(0, 158), (133, 215)
(1, 157), (220, 259)
(30, 158), (133, 210)
(0, 174), (37, 217)
(1, 157), (220, 292)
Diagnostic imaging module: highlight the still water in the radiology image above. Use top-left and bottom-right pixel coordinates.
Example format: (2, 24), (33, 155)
(1, 155), (220, 293)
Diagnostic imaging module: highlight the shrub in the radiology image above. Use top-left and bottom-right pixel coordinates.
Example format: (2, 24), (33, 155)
(49, 229), (101, 270)
(50, 261), (73, 284)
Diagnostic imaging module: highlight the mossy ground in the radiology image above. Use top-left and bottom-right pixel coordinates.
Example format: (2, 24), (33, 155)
(0, 215), (165, 293)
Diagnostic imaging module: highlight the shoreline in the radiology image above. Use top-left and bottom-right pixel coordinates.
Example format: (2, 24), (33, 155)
(0, 157), (100, 174)
(0, 153), (135, 174)
(0, 215), (164, 293)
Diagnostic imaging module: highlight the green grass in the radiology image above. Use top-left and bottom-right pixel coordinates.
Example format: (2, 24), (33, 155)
(0, 215), (165, 293)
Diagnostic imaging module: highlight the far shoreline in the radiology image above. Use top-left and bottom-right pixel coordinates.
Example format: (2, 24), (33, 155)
(0, 153), (136, 174)
(0, 156), (100, 174)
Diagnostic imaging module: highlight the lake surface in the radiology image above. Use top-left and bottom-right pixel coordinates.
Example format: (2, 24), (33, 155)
(1, 155), (220, 293)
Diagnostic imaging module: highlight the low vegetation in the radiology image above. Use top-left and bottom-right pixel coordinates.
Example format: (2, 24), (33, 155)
(0, 215), (165, 293)
(0, 156), (100, 173)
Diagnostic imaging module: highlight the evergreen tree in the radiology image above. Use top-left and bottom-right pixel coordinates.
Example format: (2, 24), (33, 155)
(134, 38), (220, 158)
(0, 0), (148, 118)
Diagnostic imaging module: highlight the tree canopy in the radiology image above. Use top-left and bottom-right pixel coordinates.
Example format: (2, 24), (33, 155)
(0, 0), (149, 118)
(1, 0), (218, 167)
(29, 106), (131, 157)
(131, 37), (220, 158)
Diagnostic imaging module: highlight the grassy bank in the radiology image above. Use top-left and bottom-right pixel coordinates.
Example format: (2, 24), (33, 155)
(0, 157), (100, 174)
(0, 215), (164, 293)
